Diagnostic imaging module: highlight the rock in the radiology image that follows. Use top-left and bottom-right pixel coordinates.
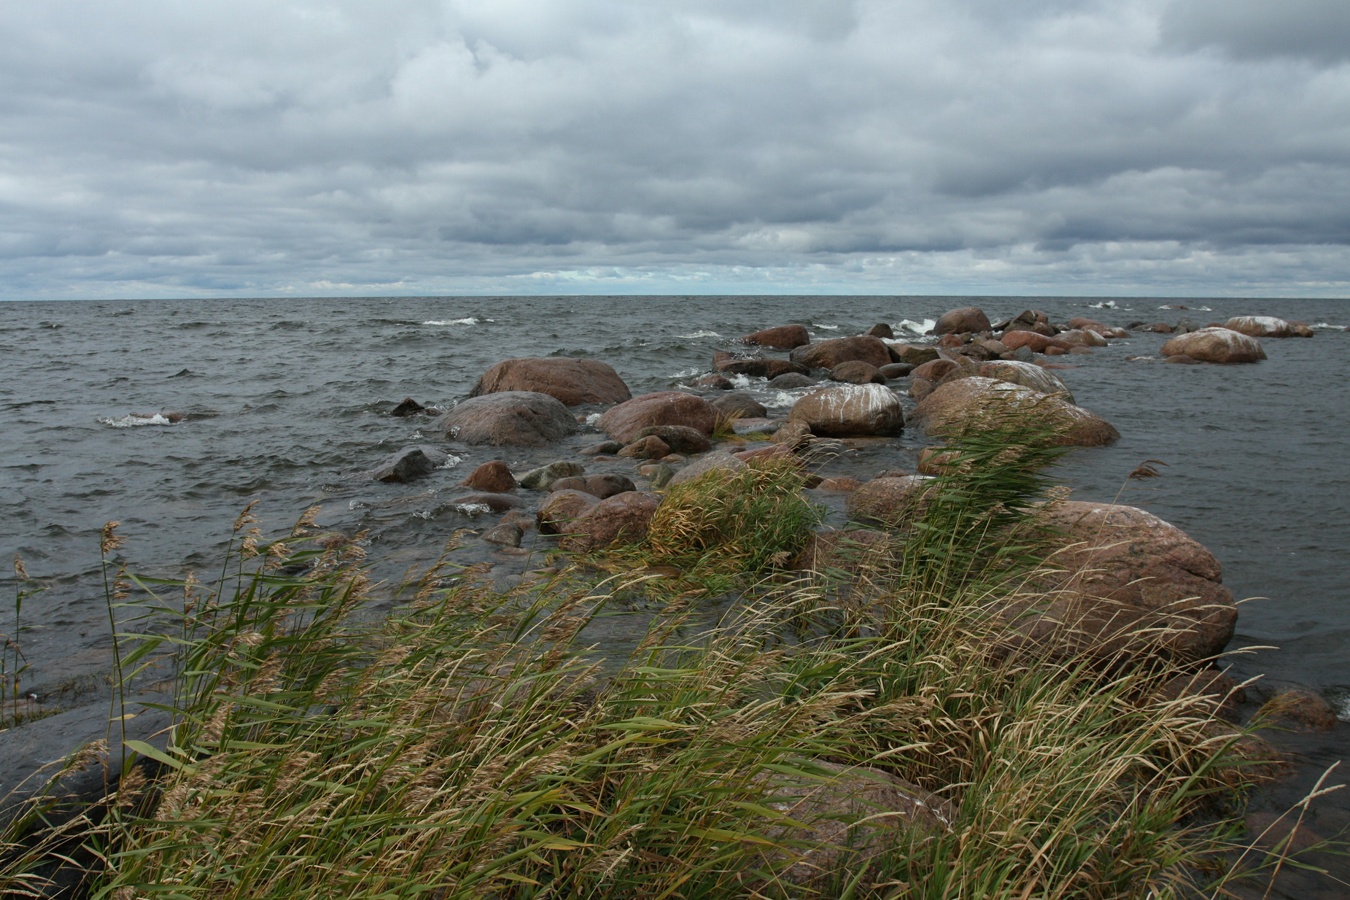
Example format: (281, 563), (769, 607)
(550, 474), (636, 499)
(389, 397), (427, 417)
(693, 373), (734, 390)
(1156, 669), (1244, 722)
(668, 451), (746, 487)
(710, 392), (768, 423)
(1259, 688), (1339, 732)
(1161, 327), (1267, 364)
(970, 338), (1009, 358)
(518, 461), (585, 491)
(934, 306), (991, 336)
(618, 435), (672, 459)
(1005, 501), (1238, 663)
(482, 521), (524, 548)
(767, 372), (817, 389)
(635, 425), (713, 454)
(1000, 331), (1071, 354)
(468, 357), (631, 406)
(580, 440), (623, 456)
(789, 336), (893, 371)
(559, 491), (662, 552)
(1223, 316), (1298, 338)
(829, 360), (886, 384)
(440, 392), (579, 447)
(787, 384), (905, 437)
(1137, 322), (1175, 334)
(866, 323), (895, 339)
(597, 392), (718, 444)
(742, 324), (811, 349)
(844, 476), (932, 530)
(461, 460), (517, 493)
(1164, 354), (1201, 365)
(892, 345), (941, 366)
(537, 489), (600, 534)
(910, 377), (1119, 447)
(1066, 317), (1127, 338)
(449, 492), (525, 515)
(1056, 328), (1108, 348)
(714, 355), (811, 380)
(771, 421), (813, 450)
(759, 761), (953, 888)
(977, 360), (1075, 403)
(879, 363), (914, 379)
(911, 358), (961, 383)
(370, 446), (447, 483)
(994, 309), (1055, 334)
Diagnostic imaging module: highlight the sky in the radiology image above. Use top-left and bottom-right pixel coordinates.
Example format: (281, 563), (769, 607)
(2, 0), (1349, 300)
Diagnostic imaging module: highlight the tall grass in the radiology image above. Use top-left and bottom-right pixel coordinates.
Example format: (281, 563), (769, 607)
(0, 428), (1342, 898)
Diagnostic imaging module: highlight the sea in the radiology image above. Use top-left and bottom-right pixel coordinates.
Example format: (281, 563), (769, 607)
(2, 294), (1348, 886)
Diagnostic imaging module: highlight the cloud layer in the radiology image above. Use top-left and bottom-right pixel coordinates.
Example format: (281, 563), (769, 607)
(2, 0), (1347, 298)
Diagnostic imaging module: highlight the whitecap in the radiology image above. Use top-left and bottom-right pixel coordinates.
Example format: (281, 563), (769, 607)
(679, 330), (721, 339)
(584, 412), (603, 427)
(437, 454), (464, 469)
(671, 367), (702, 379)
(812, 323), (841, 331)
(1313, 322), (1348, 331)
(896, 318), (936, 335)
(423, 317), (491, 326)
(97, 413), (177, 428)
(1089, 301), (1128, 310)
(453, 502), (493, 517)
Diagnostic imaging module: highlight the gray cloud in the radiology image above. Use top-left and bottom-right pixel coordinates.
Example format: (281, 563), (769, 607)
(1159, 0), (1350, 65)
(1, 0), (1347, 298)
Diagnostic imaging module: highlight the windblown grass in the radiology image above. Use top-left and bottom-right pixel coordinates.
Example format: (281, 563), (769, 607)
(1, 430), (1343, 898)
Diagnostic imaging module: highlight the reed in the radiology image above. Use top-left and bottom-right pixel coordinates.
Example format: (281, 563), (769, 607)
(0, 425), (1342, 898)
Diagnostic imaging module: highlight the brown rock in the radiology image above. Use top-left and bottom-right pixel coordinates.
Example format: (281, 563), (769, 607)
(910, 377), (1119, 447)
(787, 384), (905, 437)
(559, 491), (662, 552)
(440, 392), (579, 446)
(715, 356), (811, 380)
(911, 358), (961, 382)
(844, 475), (932, 530)
(711, 392), (768, 423)
(1066, 317), (1127, 338)
(461, 460), (517, 493)
(537, 489), (600, 535)
(1161, 328), (1266, 364)
(934, 306), (991, 336)
(829, 360), (886, 384)
(550, 473), (636, 499)
(1259, 688), (1339, 732)
(618, 435), (673, 459)
(1222, 316), (1296, 338)
(635, 425), (713, 454)
(771, 421), (813, 450)
(977, 360), (1074, 402)
(879, 363), (914, 379)
(1057, 328), (1108, 348)
(450, 492), (525, 514)
(790, 335), (893, 371)
(788, 529), (893, 571)
(1000, 331), (1071, 354)
(469, 357), (631, 406)
(597, 391), (718, 444)
(892, 345), (940, 366)
(1006, 501), (1238, 663)
(742, 324), (811, 350)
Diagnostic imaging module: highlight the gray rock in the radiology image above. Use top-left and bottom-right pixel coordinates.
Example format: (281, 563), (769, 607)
(440, 392), (579, 447)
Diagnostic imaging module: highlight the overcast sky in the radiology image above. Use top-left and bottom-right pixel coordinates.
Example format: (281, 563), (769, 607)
(3, 0), (1349, 299)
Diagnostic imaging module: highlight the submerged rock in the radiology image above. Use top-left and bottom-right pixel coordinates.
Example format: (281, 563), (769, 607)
(369, 446), (448, 483)
(742, 324), (811, 349)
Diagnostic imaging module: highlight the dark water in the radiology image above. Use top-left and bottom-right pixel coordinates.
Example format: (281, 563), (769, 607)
(2, 295), (1348, 884)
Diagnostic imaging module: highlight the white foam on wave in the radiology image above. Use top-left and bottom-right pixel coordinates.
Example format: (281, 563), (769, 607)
(896, 318), (936, 335)
(672, 367), (702, 379)
(679, 330), (721, 339)
(1314, 322), (1348, 331)
(1158, 305), (1211, 312)
(453, 502), (493, 517)
(585, 412), (603, 427)
(423, 317), (491, 326)
(97, 413), (177, 428)
(812, 323), (841, 331)
(1089, 301), (1129, 310)
(437, 454), (464, 469)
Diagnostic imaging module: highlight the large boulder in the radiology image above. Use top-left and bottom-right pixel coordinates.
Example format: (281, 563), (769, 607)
(829, 361), (886, 385)
(597, 392), (718, 444)
(468, 357), (631, 406)
(1161, 328), (1266, 364)
(787, 384), (905, 437)
(790, 336), (893, 371)
(934, 306), (991, 336)
(742, 324), (811, 350)
(440, 392), (579, 447)
(910, 377), (1118, 447)
(1002, 501), (1238, 663)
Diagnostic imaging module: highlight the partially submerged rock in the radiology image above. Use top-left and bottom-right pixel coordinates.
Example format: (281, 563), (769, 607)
(469, 357), (631, 406)
(597, 392), (718, 445)
(440, 392), (579, 446)
(1161, 328), (1266, 364)
(787, 383), (905, 437)
(1222, 316), (1305, 339)
(910, 377), (1118, 447)
(369, 446), (448, 483)
(558, 491), (662, 552)
(742, 324), (811, 349)
(790, 336), (893, 371)
(934, 306), (991, 336)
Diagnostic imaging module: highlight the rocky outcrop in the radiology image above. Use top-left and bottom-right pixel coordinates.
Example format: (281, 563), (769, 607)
(469, 357), (631, 406)
(910, 377), (1118, 447)
(742, 324), (811, 349)
(1161, 328), (1266, 364)
(440, 392), (579, 446)
(1002, 501), (1238, 663)
(597, 392), (718, 445)
(789, 336), (893, 371)
(787, 384), (905, 437)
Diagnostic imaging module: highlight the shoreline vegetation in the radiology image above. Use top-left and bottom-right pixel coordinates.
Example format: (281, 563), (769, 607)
(3, 307), (1346, 896)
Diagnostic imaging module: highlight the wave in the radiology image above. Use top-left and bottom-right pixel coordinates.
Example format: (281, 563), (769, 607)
(895, 318), (935, 335)
(1313, 322), (1348, 331)
(1089, 301), (1131, 310)
(1158, 304), (1211, 312)
(679, 330), (721, 339)
(96, 412), (184, 428)
(812, 323), (841, 331)
(423, 317), (491, 326)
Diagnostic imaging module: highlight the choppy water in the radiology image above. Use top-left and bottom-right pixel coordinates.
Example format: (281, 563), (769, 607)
(2, 294), (1347, 724)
